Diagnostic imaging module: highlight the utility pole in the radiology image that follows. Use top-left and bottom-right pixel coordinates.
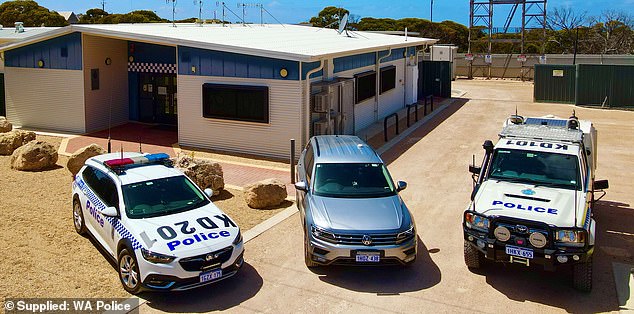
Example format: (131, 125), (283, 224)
(101, 0), (106, 11)
(430, 0), (434, 22)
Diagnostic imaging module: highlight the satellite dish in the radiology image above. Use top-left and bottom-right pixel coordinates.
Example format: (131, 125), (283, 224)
(337, 13), (349, 34)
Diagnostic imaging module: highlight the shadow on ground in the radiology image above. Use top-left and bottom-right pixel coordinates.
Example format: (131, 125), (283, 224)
(380, 98), (469, 165)
(312, 236), (441, 294)
(468, 199), (633, 312)
(140, 262), (263, 312)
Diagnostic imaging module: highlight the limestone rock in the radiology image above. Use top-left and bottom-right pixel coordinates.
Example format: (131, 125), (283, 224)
(0, 130), (36, 155)
(244, 178), (287, 209)
(67, 144), (107, 177)
(174, 154), (224, 195)
(0, 117), (12, 133)
(11, 140), (58, 171)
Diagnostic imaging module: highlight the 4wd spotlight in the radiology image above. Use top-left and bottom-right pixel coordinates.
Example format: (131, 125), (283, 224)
(494, 226), (511, 242)
(529, 232), (547, 248)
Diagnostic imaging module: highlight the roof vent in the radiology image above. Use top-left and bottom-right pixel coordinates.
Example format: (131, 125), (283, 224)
(15, 22), (24, 33)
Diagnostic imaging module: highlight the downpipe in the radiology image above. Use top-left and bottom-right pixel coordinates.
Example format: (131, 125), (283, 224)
(375, 48), (392, 121)
(303, 60), (324, 148)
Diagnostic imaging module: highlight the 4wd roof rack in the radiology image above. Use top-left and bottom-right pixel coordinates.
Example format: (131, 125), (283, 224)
(499, 124), (583, 143)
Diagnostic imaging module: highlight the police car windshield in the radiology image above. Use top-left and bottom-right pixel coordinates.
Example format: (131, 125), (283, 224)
(122, 176), (210, 219)
(488, 149), (581, 190)
(313, 163), (396, 198)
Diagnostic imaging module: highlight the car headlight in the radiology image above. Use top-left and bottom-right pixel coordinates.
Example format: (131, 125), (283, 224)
(397, 225), (415, 243)
(311, 225), (337, 243)
(140, 248), (176, 264)
(555, 229), (586, 247)
(232, 230), (243, 245)
(465, 212), (490, 232)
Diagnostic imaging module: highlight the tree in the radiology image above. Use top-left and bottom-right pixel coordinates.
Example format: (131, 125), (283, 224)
(309, 6), (349, 28)
(546, 7), (588, 54)
(0, 0), (67, 27)
(78, 8), (109, 24)
(589, 10), (634, 54)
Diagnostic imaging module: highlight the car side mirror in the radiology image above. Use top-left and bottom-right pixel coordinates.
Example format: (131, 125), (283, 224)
(594, 180), (609, 190)
(396, 181), (407, 192)
(294, 181), (308, 192)
(469, 165), (481, 174)
(204, 188), (214, 198)
(101, 206), (118, 217)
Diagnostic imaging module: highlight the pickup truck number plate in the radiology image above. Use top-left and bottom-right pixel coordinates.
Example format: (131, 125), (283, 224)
(505, 245), (534, 259)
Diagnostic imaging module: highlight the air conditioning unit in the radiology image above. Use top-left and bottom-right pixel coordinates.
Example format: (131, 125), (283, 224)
(313, 92), (331, 113)
(313, 119), (329, 136)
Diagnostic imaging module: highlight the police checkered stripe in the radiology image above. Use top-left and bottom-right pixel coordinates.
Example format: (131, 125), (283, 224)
(127, 62), (176, 74)
(75, 178), (144, 250)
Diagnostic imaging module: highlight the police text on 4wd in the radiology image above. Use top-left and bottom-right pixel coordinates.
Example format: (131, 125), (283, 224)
(462, 113), (609, 292)
(71, 152), (244, 294)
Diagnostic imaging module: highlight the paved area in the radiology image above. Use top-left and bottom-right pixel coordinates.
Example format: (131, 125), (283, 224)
(136, 79), (634, 313)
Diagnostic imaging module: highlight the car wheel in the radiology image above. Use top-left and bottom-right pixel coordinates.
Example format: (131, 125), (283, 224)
(72, 198), (87, 235)
(118, 248), (142, 294)
(304, 232), (319, 268)
(573, 256), (593, 292)
(464, 240), (483, 269)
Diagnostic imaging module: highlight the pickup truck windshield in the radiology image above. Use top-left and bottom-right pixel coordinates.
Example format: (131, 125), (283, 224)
(122, 176), (210, 219)
(488, 148), (581, 190)
(313, 163), (396, 198)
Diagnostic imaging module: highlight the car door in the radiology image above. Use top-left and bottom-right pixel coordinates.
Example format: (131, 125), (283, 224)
(296, 143), (314, 218)
(84, 167), (119, 255)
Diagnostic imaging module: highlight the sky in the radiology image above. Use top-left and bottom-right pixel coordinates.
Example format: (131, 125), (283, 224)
(21, 0), (634, 26)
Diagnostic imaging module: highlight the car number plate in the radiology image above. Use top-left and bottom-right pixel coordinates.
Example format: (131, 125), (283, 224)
(505, 245), (533, 259)
(199, 269), (222, 283)
(355, 252), (380, 263)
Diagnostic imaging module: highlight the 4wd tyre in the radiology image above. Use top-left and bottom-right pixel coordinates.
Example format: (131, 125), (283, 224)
(573, 256), (593, 292)
(118, 248), (142, 294)
(464, 240), (483, 269)
(304, 233), (319, 268)
(72, 198), (87, 235)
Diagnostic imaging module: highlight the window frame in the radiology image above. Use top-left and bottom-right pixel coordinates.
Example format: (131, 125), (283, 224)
(354, 70), (377, 104)
(202, 83), (270, 124)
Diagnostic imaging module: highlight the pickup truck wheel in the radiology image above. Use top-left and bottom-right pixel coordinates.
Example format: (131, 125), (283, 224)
(464, 240), (483, 269)
(304, 233), (319, 268)
(573, 256), (593, 292)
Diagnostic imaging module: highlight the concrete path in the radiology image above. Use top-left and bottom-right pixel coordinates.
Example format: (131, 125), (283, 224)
(134, 79), (634, 313)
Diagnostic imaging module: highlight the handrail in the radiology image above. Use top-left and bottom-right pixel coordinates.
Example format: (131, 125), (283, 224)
(405, 103), (419, 127)
(384, 113), (399, 142)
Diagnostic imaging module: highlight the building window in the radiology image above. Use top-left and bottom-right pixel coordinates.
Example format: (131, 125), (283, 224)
(202, 83), (269, 123)
(380, 66), (396, 94)
(91, 69), (100, 90)
(355, 70), (376, 104)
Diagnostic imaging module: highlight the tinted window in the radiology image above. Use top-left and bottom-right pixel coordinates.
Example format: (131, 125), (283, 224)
(313, 163), (396, 198)
(122, 176), (209, 219)
(202, 83), (269, 123)
(355, 71), (376, 104)
(380, 66), (396, 94)
(489, 149), (581, 190)
(83, 166), (119, 208)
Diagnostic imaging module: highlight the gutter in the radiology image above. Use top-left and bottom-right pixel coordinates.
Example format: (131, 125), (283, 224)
(303, 60), (324, 148)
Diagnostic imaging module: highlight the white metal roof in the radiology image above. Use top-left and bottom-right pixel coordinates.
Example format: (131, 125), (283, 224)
(0, 27), (59, 43)
(0, 23), (437, 62)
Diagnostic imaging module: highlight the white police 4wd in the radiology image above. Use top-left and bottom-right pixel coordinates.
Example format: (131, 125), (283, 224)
(463, 113), (609, 292)
(71, 152), (244, 294)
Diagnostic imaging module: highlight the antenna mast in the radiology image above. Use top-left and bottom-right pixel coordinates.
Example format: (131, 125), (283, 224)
(194, 0), (203, 25)
(166, 0), (177, 27)
(101, 0), (106, 11)
(237, 3), (263, 26)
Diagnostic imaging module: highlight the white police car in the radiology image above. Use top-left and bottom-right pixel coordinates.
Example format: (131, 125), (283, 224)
(71, 152), (244, 294)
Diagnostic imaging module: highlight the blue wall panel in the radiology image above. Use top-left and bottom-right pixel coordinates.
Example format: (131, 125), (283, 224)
(5, 32), (82, 70)
(301, 61), (323, 79)
(128, 72), (139, 120)
(334, 52), (376, 73)
(178, 46), (300, 80)
(128, 41), (176, 64)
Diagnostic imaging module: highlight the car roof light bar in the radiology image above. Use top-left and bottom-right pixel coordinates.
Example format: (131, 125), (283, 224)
(103, 153), (171, 172)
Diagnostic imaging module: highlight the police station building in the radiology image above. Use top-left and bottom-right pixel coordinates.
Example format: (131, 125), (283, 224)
(0, 23), (436, 158)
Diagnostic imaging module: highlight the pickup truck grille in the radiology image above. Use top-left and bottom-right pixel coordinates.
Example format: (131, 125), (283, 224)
(493, 218), (552, 249)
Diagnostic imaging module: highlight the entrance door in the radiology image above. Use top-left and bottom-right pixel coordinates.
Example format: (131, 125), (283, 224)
(138, 73), (177, 125)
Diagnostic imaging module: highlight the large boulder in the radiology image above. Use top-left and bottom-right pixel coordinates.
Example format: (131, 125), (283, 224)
(67, 144), (107, 177)
(243, 178), (288, 209)
(174, 154), (224, 195)
(11, 140), (58, 171)
(0, 117), (12, 133)
(0, 130), (36, 155)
